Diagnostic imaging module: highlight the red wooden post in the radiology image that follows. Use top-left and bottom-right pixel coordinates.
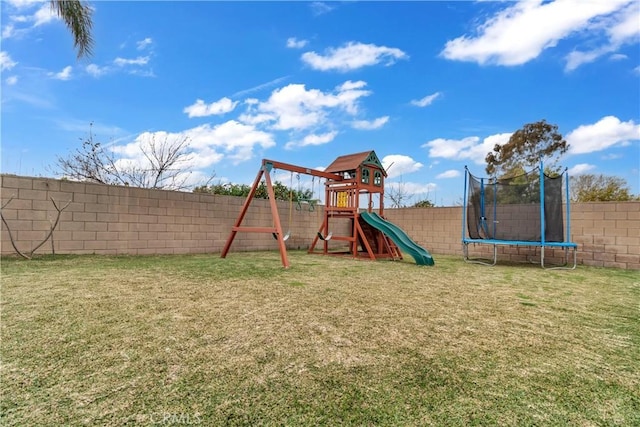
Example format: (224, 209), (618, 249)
(264, 167), (290, 268)
(221, 168), (265, 259)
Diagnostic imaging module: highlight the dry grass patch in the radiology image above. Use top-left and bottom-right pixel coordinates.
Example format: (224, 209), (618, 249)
(1, 252), (639, 426)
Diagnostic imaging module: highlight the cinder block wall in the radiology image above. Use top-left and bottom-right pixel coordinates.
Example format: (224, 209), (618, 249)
(570, 202), (640, 269)
(0, 175), (326, 257)
(2, 175), (638, 269)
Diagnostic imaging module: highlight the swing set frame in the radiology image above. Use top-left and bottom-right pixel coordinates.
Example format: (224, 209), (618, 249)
(220, 159), (345, 268)
(222, 151), (396, 268)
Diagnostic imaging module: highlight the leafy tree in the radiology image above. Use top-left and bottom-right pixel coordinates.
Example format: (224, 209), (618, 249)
(51, 0), (94, 58)
(194, 181), (312, 202)
(495, 165), (541, 204)
(486, 120), (568, 178)
(412, 199), (435, 208)
(570, 174), (638, 202)
(55, 124), (201, 190)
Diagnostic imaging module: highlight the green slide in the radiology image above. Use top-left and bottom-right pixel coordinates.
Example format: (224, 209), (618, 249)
(360, 212), (435, 266)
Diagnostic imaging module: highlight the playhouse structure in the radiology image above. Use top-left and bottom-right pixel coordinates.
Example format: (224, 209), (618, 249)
(221, 151), (434, 268)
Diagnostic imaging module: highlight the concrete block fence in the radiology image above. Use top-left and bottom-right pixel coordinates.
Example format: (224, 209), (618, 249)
(1, 174), (638, 269)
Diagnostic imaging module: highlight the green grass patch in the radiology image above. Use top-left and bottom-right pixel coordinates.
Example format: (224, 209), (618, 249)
(1, 252), (639, 426)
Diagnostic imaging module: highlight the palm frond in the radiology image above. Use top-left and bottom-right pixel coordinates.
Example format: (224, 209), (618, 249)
(51, 0), (94, 58)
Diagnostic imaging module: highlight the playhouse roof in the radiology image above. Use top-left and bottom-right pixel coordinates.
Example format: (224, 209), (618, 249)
(325, 151), (387, 176)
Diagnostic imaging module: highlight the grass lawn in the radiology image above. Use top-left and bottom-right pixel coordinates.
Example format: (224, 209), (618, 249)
(1, 251), (639, 426)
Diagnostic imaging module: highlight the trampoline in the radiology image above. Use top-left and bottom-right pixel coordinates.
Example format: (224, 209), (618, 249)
(462, 162), (577, 269)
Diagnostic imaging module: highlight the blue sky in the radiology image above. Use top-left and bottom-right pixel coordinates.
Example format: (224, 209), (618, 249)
(1, 0), (639, 206)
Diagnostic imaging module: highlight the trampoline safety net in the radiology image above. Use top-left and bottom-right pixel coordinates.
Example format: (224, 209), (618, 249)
(466, 167), (565, 242)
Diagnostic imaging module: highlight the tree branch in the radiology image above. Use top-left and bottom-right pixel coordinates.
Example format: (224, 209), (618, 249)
(0, 196), (30, 259)
(0, 196), (71, 259)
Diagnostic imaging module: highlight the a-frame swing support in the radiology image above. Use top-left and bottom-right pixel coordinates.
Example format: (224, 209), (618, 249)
(220, 159), (344, 268)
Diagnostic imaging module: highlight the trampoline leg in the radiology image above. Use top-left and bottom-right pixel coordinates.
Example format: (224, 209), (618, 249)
(542, 246), (578, 270)
(462, 242), (497, 266)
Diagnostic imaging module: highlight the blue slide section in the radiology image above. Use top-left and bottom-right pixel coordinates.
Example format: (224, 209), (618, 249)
(360, 212), (435, 266)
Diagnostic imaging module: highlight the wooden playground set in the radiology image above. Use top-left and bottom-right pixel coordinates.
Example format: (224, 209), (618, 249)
(221, 150), (434, 268)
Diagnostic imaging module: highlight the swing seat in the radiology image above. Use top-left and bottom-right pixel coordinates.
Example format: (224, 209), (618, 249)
(308, 199), (318, 212)
(273, 231), (291, 241)
(317, 232), (333, 241)
(296, 199), (319, 212)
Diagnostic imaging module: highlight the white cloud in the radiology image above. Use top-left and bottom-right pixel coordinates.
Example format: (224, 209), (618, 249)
(411, 92), (441, 107)
(441, 0), (634, 67)
(177, 78), (387, 161)
(5, 75), (18, 85)
(609, 53), (628, 61)
(285, 131), (338, 149)
(436, 170), (461, 179)
(259, 85), (324, 130)
(251, 81), (372, 131)
(381, 154), (423, 179)
(608, 2), (640, 44)
(238, 112), (275, 126)
(10, 15), (30, 23)
(423, 132), (512, 164)
(568, 163), (596, 175)
(189, 121), (276, 162)
(137, 37), (153, 50)
(310, 2), (334, 16)
(183, 97), (239, 118)
(300, 131), (338, 146)
(114, 56), (150, 67)
(1, 1), (75, 41)
(86, 63), (109, 77)
(301, 41), (408, 72)
(2, 24), (16, 38)
(4, 0), (42, 9)
(33, 3), (58, 27)
(2, 2), (58, 33)
(424, 136), (479, 159)
(0, 51), (17, 71)
(385, 181), (437, 202)
(338, 80), (366, 92)
(565, 49), (603, 72)
(635, 65), (640, 75)
(48, 65), (72, 80)
(567, 116), (640, 154)
(128, 69), (156, 78)
(110, 121), (276, 171)
(286, 37), (308, 49)
(565, 3), (640, 71)
(351, 116), (389, 130)
(89, 55), (154, 77)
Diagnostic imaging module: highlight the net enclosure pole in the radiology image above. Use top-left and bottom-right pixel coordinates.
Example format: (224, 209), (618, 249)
(462, 166), (468, 241)
(540, 160), (545, 246)
(492, 177), (497, 238)
(565, 167), (571, 243)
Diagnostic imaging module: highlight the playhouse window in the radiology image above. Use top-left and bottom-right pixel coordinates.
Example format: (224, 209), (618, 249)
(374, 171), (382, 186)
(361, 168), (370, 184)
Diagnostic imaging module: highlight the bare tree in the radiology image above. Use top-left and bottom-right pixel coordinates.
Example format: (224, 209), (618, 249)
(55, 124), (199, 191)
(385, 180), (411, 208)
(118, 134), (195, 190)
(1, 196), (71, 259)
